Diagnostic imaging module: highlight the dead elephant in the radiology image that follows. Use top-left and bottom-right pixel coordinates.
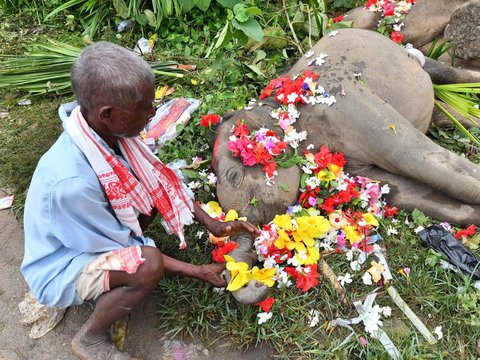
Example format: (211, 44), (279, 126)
(213, 28), (480, 304)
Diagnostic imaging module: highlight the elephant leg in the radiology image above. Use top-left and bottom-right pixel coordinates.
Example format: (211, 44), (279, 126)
(353, 165), (480, 226)
(423, 57), (480, 84)
(224, 233), (268, 305)
(317, 90), (480, 204)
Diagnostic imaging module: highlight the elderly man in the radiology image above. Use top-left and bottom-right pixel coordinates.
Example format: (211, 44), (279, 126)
(21, 42), (259, 360)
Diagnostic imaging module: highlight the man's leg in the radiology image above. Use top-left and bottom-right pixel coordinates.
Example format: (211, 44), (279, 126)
(72, 246), (163, 360)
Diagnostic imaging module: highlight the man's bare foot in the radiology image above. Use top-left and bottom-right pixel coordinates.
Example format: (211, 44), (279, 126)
(71, 326), (141, 360)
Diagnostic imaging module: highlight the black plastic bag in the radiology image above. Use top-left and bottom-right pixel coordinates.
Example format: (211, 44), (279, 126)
(418, 224), (480, 280)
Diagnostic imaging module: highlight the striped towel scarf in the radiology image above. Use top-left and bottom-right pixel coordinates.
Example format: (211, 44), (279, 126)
(65, 106), (194, 248)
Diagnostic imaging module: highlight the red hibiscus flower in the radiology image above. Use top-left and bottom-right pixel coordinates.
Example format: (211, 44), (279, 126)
(263, 161), (277, 178)
(333, 15), (344, 23)
(286, 265), (320, 292)
(382, 3), (395, 16)
(390, 31), (404, 44)
(384, 205), (399, 218)
(255, 297), (275, 313)
(199, 114), (221, 127)
(212, 241), (238, 263)
(233, 121), (250, 137)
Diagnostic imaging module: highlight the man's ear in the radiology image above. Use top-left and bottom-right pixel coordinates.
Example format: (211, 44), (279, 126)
(98, 106), (113, 125)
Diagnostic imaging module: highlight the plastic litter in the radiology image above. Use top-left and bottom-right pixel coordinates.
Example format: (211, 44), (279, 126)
(0, 195), (14, 210)
(418, 224), (480, 279)
(144, 98), (201, 148)
(133, 37), (151, 55)
(18, 291), (66, 339)
(117, 19), (134, 32)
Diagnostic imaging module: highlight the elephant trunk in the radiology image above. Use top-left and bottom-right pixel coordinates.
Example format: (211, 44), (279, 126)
(224, 233), (268, 305)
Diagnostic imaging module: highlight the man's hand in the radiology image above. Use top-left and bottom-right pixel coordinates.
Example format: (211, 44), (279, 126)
(193, 202), (261, 238)
(198, 263), (227, 287)
(208, 219), (261, 238)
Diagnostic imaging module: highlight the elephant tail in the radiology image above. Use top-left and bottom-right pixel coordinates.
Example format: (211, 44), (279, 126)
(423, 57), (480, 84)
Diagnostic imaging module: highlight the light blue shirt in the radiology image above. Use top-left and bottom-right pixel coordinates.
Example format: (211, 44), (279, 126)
(21, 106), (155, 307)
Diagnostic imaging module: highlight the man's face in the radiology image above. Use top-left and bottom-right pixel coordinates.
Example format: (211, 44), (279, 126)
(109, 82), (156, 139)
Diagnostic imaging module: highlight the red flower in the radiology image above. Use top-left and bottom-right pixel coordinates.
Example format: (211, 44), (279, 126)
(390, 31), (404, 44)
(233, 121), (250, 137)
(382, 2), (395, 16)
(255, 297), (275, 313)
(263, 161), (277, 178)
(333, 15), (344, 23)
(384, 205), (399, 218)
(365, 0), (378, 9)
(286, 265), (320, 292)
(199, 114), (221, 127)
(212, 241), (238, 263)
(455, 224), (476, 240)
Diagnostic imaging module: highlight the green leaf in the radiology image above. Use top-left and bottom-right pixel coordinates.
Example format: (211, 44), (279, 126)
(194, 0), (211, 12)
(233, 3), (249, 22)
(216, 0), (240, 9)
(279, 184), (290, 192)
(231, 18), (263, 41)
(144, 9), (157, 27)
(244, 63), (265, 77)
(135, 13), (148, 26)
(113, 0), (129, 19)
(412, 208), (428, 226)
(249, 197), (259, 207)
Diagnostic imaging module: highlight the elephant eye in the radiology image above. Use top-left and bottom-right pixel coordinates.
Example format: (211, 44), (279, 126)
(225, 165), (245, 188)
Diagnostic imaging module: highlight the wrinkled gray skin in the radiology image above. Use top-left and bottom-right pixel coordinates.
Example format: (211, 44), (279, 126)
(214, 20), (480, 304)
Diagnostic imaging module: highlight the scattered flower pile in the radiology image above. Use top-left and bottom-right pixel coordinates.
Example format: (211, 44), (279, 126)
(229, 69), (337, 182)
(227, 122), (287, 180)
(365, 0), (418, 43)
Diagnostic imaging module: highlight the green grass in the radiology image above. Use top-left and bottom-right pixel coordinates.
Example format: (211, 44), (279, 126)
(2, 6), (480, 360)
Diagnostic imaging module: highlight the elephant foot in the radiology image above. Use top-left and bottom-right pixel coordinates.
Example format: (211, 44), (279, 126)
(357, 166), (480, 227)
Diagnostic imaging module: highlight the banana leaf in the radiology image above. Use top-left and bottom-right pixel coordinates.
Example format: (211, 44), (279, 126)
(0, 39), (186, 98)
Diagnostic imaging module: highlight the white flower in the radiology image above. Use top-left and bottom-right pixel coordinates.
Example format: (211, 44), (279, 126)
(213, 287), (225, 294)
(315, 53), (328, 66)
(257, 311), (273, 325)
(353, 72), (363, 79)
(363, 305), (383, 334)
(434, 325), (443, 340)
(191, 156), (202, 169)
(392, 23), (404, 32)
(307, 143), (314, 150)
(380, 184), (390, 194)
(381, 306), (392, 318)
(386, 225), (398, 236)
(362, 271), (373, 285)
(414, 226), (425, 234)
(287, 92), (299, 104)
(328, 30), (338, 37)
(304, 50), (315, 58)
(207, 172), (217, 186)
(195, 230), (205, 239)
(337, 273), (353, 286)
(199, 169), (208, 177)
(350, 260), (361, 272)
(188, 181), (201, 190)
(308, 309), (320, 327)
(345, 249), (354, 261)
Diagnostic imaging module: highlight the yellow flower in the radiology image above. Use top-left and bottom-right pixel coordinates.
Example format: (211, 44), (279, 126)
(327, 163), (342, 175)
(273, 213), (293, 231)
(225, 209), (239, 221)
(295, 246), (320, 265)
(367, 261), (384, 283)
(274, 228), (293, 250)
(363, 212), (379, 227)
(250, 266), (276, 287)
(294, 215), (330, 246)
(344, 225), (362, 245)
(225, 256), (250, 291)
(203, 201), (223, 218)
(317, 169), (336, 183)
(329, 211), (348, 230)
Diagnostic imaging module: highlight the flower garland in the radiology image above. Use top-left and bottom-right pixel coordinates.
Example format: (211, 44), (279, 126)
(365, 0), (417, 43)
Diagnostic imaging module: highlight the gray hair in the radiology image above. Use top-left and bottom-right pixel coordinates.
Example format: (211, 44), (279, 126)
(71, 41), (154, 111)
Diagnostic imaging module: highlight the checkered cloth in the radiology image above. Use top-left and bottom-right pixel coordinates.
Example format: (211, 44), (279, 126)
(65, 106), (194, 248)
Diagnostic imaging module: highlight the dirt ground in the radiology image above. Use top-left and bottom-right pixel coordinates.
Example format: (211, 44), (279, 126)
(0, 200), (273, 360)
